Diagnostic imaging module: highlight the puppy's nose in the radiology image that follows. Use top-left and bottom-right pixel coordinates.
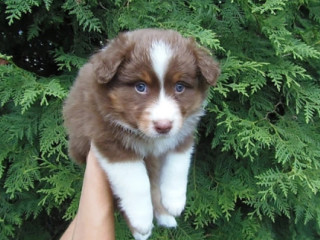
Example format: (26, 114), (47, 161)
(153, 120), (173, 134)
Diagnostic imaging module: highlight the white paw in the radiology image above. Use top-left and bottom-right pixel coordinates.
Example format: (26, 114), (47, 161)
(161, 191), (186, 216)
(156, 214), (177, 228)
(128, 211), (154, 236)
(133, 227), (152, 240)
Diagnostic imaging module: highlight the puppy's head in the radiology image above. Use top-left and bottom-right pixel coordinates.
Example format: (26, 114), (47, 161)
(91, 29), (220, 138)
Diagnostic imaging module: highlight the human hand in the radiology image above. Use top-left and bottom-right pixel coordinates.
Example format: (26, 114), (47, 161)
(60, 149), (115, 240)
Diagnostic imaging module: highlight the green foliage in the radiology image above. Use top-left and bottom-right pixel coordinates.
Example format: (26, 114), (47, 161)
(1, 0), (320, 239)
(62, 0), (103, 33)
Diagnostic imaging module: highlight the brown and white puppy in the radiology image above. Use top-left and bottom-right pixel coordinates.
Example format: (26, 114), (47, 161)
(63, 29), (219, 240)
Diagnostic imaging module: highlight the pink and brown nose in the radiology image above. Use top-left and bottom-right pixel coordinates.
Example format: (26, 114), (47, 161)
(153, 120), (173, 134)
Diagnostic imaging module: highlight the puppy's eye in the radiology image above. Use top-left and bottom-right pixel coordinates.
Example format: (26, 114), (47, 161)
(135, 82), (147, 93)
(175, 82), (185, 93)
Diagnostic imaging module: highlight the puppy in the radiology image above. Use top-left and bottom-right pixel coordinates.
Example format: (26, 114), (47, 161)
(63, 29), (219, 240)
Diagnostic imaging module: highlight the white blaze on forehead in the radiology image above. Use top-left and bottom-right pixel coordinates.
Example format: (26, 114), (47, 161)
(150, 41), (173, 84)
(142, 41), (182, 138)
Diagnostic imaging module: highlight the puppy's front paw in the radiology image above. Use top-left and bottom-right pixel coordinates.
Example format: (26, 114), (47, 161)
(156, 213), (177, 228)
(129, 211), (153, 238)
(133, 225), (153, 240)
(161, 190), (186, 216)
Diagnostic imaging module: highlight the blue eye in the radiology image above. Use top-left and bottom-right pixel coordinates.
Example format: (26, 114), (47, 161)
(175, 83), (185, 93)
(135, 82), (147, 93)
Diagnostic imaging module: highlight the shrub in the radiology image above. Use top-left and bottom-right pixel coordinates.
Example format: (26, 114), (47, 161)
(0, 0), (320, 239)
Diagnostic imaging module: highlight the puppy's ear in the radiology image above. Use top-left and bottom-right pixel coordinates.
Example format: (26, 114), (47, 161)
(91, 33), (132, 84)
(191, 40), (220, 86)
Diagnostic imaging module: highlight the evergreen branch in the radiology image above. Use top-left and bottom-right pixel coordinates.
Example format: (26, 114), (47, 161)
(4, 147), (40, 199)
(4, 0), (41, 25)
(62, 0), (102, 33)
(53, 48), (87, 71)
(42, 0), (52, 11)
(251, 0), (288, 14)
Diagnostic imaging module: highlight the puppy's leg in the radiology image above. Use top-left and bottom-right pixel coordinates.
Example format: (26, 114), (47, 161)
(92, 146), (153, 240)
(146, 156), (177, 228)
(160, 146), (193, 216)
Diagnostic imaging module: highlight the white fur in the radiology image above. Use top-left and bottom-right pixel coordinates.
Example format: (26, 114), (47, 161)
(160, 146), (193, 216)
(156, 213), (177, 228)
(91, 144), (154, 236)
(150, 41), (173, 84)
(147, 90), (182, 136)
(133, 229), (152, 240)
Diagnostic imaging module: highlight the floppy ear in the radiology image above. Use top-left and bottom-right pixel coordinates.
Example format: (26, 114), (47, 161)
(192, 42), (220, 86)
(91, 33), (131, 84)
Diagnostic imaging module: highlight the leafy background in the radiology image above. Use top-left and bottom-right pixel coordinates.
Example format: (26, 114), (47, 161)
(1, 0), (320, 239)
